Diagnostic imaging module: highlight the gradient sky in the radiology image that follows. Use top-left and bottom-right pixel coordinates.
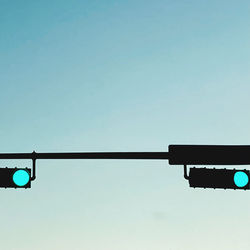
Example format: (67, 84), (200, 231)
(1, 1), (250, 249)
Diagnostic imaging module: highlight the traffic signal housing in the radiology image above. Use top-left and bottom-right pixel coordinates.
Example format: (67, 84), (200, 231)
(188, 167), (250, 190)
(0, 168), (31, 188)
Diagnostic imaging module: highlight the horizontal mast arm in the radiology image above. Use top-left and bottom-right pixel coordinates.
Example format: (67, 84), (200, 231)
(0, 152), (170, 160)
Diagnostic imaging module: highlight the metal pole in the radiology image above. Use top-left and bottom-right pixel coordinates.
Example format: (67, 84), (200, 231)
(0, 152), (169, 160)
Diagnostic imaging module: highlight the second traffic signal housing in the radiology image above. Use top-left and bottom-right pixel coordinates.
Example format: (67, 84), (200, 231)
(0, 168), (31, 189)
(188, 167), (250, 190)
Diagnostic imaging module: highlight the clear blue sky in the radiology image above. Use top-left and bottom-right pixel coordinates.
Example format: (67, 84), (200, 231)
(1, 1), (250, 249)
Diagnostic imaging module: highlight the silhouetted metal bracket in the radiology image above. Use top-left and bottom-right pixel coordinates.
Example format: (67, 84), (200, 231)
(183, 165), (189, 180)
(31, 151), (36, 181)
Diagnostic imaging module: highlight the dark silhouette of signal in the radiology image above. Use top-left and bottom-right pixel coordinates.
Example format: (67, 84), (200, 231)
(0, 145), (249, 190)
(188, 168), (250, 190)
(168, 145), (250, 165)
(0, 168), (31, 188)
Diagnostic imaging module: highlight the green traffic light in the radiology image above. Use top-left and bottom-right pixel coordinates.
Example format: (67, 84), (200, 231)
(12, 170), (30, 187)
(234, 171), (249, 188)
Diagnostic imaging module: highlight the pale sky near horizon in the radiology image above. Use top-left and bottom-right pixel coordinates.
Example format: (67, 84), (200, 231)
(1, 1), (250, 249)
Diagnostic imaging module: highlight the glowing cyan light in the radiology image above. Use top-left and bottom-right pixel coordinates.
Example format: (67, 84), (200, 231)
(12, 170), (30, 187)
(234, 171), (249, 188)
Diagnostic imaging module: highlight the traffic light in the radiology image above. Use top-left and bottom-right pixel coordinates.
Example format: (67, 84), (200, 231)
(188, 167), (250, 190)
(0, 168), (31, 188)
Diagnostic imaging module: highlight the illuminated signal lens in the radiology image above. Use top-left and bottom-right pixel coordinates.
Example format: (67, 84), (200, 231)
(234, 171), (249, 188)
(13, 170), (30, 187)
